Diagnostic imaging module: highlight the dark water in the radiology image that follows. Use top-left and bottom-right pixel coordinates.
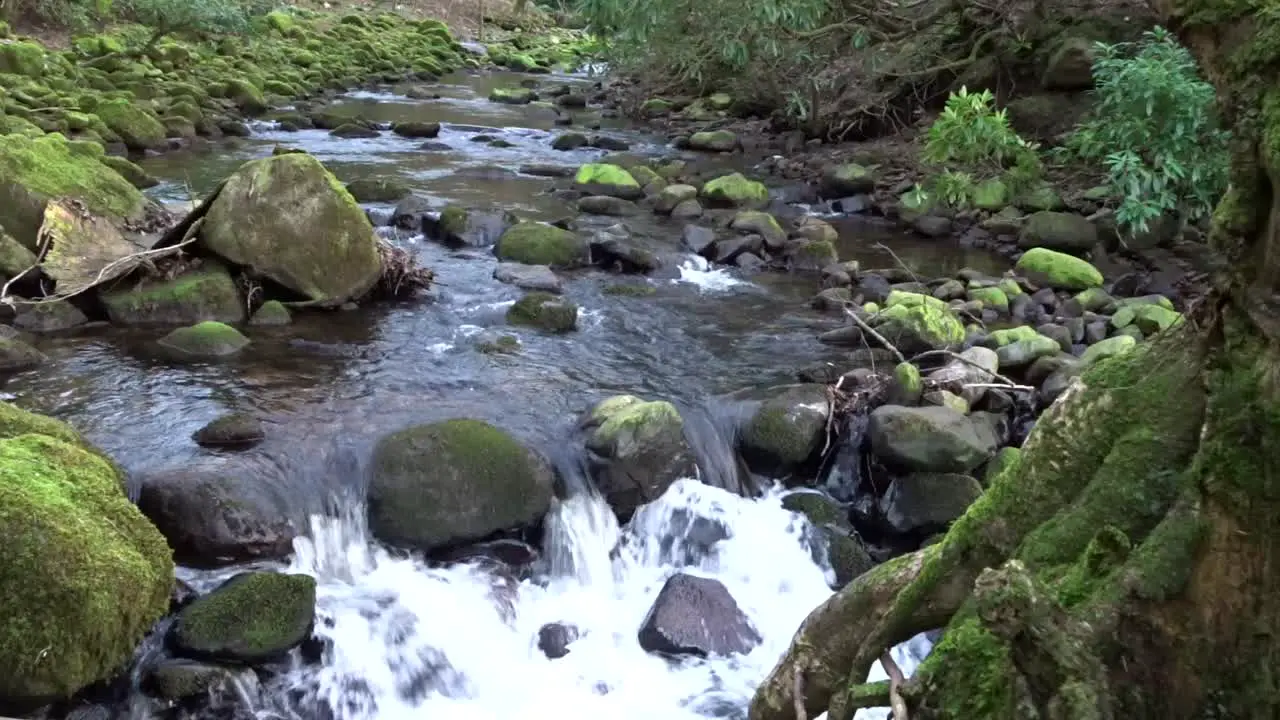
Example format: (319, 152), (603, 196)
(0, 68), (1010, 522)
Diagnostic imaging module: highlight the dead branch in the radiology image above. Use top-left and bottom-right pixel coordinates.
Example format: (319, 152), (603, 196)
(845, 308), (907, 364)
(879, 650), (910, 720)
(909, 349), (1024, 389)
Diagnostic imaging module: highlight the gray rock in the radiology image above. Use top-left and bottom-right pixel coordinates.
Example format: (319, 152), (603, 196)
(926, 346), (998, 405)
(637, 574), (761, 657)
(670, 199), (703, 219)
(739, 384), (830, 477)
(0, 337), (44, 373)
(868, 405), (999, 473)
(681, 225), (717, 255)
(494, 263), (564, 293)
(143, 659), (257, 700)
(537, 623), (580, 659)
(13, 301), (87, 332)
(192, 413), (264, 448)
(578, 195), (639, 216)
(880, 473), (984, 535)
(582, 395), (696, 520)
(136, 468), (296, 568)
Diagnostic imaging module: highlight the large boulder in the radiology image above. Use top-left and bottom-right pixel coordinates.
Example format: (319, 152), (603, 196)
(1015, 247), (1104, 290)
(200, 153), (382, 306)
(867, 405), (999, 473)
(582, 395), (697, 519)
(135, 468), (295, 568)
(738, 384), (831, 477)
(0, 133), (147, 251)
(367, 419), (555, 552)
(1017, 211), (1099, 252)
(495, 223), (590, 268)
(168, 572), (316, 664)
(0, 409), (172, 705)
(101, 264), (245, 325)
(638, 573), (761, 657)
(94, 98), (167, 151)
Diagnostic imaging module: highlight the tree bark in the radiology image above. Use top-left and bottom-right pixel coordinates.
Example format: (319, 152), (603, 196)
(749, 0), (1280, 716)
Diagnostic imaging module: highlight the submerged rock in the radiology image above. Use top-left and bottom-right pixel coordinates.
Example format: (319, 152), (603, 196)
(367, 419), (555, 552)
(582, 395), (697, 519)
(136, 468), (295, 567)
(739, 384), (831, 477)
(0, 336), (44, 373)
(249, 300), (292, 326)
(192, 413), (264, 448)
(0, 414), (172, 704)
(345, 177), (411, 203)
(101, 264), (245, 326)
(143, 659), (258, 701)
(868, 405), (999, 473)
(200, 153), (381, 306)
(507, 292), (578, 332)
(493, 262), (564, 293)
(157, 321), (250, 359)
(638, 573), (761, 657)
(169, 572), (317, 664)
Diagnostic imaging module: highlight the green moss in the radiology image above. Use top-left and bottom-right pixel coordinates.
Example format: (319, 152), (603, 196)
(700, 172), (768, 208)
(171, 572), (315, 662)
(892, 361), (923, 404)
(0, 41), (46, 77)
(102, 266), (244, 325)
(507, 292), (578, 332)
(1015, 247), (1103, 290)
(886, 289), (949, 312)
(495, 222), (588, 268)
(99, 155), (159, 189)
(603, 283), (656, 297)
(94, 98), (166, 151)
(0, 133), (146, 249)
(0, 433), (172, 701)
(575, 163), (640, 192)
(1081, 335), (1136, 365)
(967, 286), (1009, 312)
(985, 325), (1041, 347)
(592, 397), (682, 447)
(912, 613), (1016, 718)
(875, 303), (966, 351)
(158, 321), (250, 358)
(477, 333), (520, 354)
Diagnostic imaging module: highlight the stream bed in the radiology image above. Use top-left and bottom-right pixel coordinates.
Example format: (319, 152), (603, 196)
(8, 67), (1006, 720)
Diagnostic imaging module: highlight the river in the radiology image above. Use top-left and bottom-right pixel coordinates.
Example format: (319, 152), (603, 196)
(8, 67), (1002, 720)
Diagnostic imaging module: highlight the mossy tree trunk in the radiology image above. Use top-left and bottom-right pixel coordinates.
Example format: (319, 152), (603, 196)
(748, 0), (1280, 716)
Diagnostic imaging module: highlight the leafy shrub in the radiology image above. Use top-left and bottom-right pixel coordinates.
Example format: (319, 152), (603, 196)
(1065, 26), (1229, 236)
(909, 87), (1042, 210)
(121, 0), (263, 47)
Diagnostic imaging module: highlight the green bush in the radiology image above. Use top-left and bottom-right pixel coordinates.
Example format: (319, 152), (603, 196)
(1064, 27), (1229, 236)
(909, 87), (1042, 210)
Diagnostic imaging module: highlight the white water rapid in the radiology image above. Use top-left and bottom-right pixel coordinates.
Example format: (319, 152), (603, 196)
(265, 479), (930, 720)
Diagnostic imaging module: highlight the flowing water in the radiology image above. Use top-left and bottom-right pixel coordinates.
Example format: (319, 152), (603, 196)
(8, 68), (1001, 719)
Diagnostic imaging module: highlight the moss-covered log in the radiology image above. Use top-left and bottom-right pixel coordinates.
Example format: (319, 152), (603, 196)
(749, 0), (1280, 715)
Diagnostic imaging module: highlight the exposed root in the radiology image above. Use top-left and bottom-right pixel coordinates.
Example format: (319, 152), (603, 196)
(369, 238), (435, 300)
(880, 650), (910, 720)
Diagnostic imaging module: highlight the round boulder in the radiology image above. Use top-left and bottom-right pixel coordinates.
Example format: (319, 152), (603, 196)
(738, 384), (831, 477)
(367, 419), (555, 552)
(192, 413), (265, 448)
(168, 572), (316, 664)
(157, 321), (250, 359)
(582, 395), (697, 519)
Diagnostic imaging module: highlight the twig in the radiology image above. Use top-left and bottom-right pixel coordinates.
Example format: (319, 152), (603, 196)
(821, 375), (846, 457)
(958, 381), (1035, 392)
(792, 665), (807, 720)
(845, 308), (907, 364)
(872, 242), (922, 286)
(880, 650), (909, 720)
(909, 349), (1024, 389)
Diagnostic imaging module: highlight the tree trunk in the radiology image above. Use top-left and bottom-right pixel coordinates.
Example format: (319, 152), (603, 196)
(748, 0), (1280, 716)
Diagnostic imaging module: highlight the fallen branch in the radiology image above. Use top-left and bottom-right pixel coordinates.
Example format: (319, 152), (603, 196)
(909, 349), (1024, 390)
(845, 308), (907, 364)
(957, 381), (1036, 392)
(879, 650), (910, 720)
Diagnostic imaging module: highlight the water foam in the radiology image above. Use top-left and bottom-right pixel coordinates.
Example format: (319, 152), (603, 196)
(674, 256), (748, 292)
(212, 480), (929, 720)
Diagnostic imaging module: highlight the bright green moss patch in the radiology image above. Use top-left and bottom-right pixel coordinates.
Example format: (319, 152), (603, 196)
(170, 572), (315, 663)
(0, 433), (173, 702)
(157, 321), (250, 358)
(495, 223), (588, 268)
(912, 612), (1016, 718)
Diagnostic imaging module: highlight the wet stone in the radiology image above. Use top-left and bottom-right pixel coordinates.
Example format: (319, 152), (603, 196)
(537, 622), (581, 659)
(637, 573), (761, 658)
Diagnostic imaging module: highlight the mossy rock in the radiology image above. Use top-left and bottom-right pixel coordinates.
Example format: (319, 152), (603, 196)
(584, 395), (696, 519)
(967, 286), (1009, 313)
(224, 79), (268, 115)
(688, 130), (738, 152)
(0, 432), (172, 703)
(169, 572), (316, 664)
(0, 133), (146, 250)
(249, 300), (292, 326)
(574, 163), (643, 200)
(507, 291), (578, 333)
(489, 87), (536, 104)
(889, 361), (923, 405)
(729, 210), (785, 247)
(94, 98), (166, 151)
(102, 265), (245, 326)
(0, 225), (38, 279)
(367, 419), (555, 551)
(1015, 247), (1103, 291)
(98, 155), (159, 189)
(818, 163), (876, 198)
(995, 334), (1063, 369)
(0, 41), (46, 77)
(739, 384), (831, 477)
(783, 490), (850, 530)
(867, 405), (999, 473)
(157, 321), (250, 359)
(201, 153), (381, 306)
(872, 303), (966, 355)
(345, 177), (411, 203)
(983, 325), (1041, 348)
(971, 179), (1008, 211)
(1081, 334), (1137, 365)
(1111, 303), (1182, 335)
(0, 336), (44, 373)
(821, 526), (876, 588)
(789, 240), (839, 271)
(700, 173), (768, 209)
(1017, 211), (1098, 252)
(495, 222), (589, 268)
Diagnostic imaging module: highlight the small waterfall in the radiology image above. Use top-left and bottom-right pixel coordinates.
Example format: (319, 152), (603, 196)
(677, 397), (757, 497)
